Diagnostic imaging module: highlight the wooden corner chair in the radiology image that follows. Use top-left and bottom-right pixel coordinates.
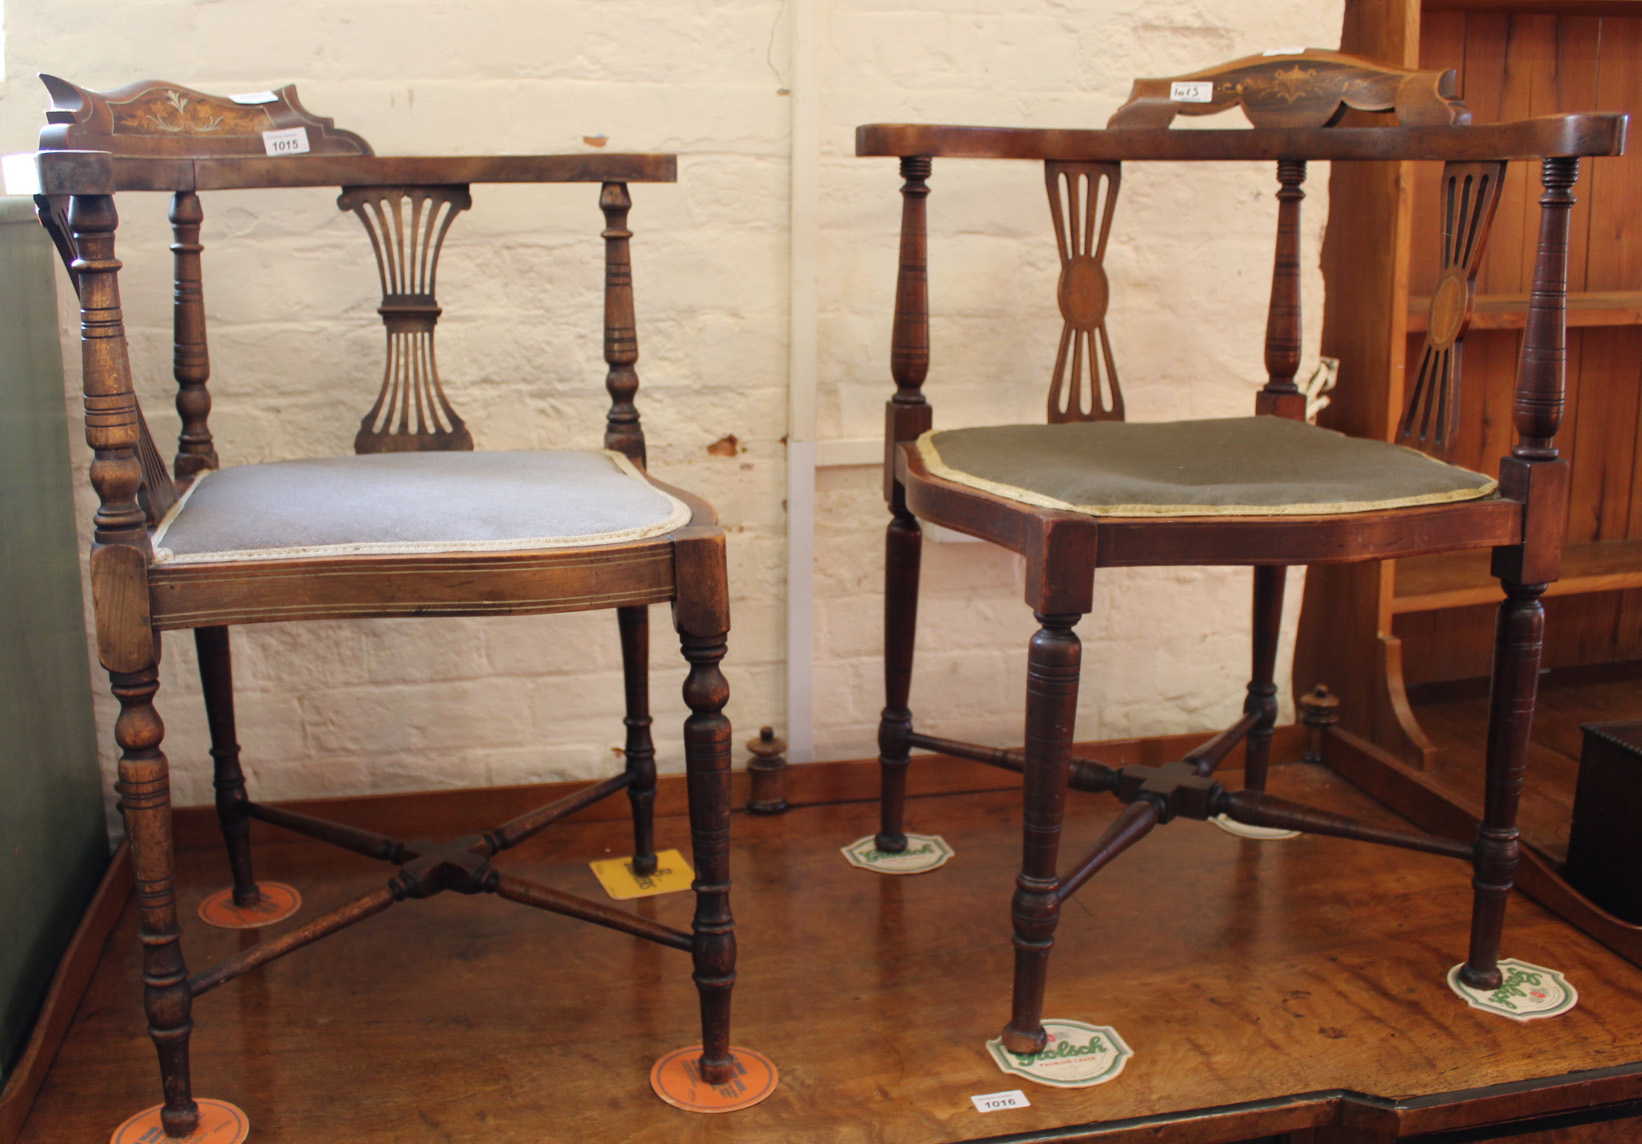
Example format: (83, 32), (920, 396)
(855, 50), (1627, 1055)
(8, 77), (742, 1136)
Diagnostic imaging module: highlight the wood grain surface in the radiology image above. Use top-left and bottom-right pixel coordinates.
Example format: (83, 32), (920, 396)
(17, 757), (1642, 1143)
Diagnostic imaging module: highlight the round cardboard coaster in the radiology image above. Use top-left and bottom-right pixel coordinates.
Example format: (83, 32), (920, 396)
(1447, 958), (1578, 1022)
(111, 1098), (249, 1144)
(1211, 814), (1299, 841)
(985, 1019), (1133, 1089)
(840, 832), (954, 875)
(650, 1046), (778, 1113)
(197, 882), (302, 929)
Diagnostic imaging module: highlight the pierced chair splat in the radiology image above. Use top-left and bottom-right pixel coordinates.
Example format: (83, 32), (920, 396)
(855, 49), (1627, 1055)
(9, 75), (759, 1137)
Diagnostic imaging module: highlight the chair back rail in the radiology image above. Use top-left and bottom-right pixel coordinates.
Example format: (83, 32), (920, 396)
(857, 51), (1627, 482)
(19, 78), (682, 538)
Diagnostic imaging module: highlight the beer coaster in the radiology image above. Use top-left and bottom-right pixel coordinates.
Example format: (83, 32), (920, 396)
(986, 1019), (1133, 1089)
(590, 848), (695, 900)
(650, 1045), (778, 1113)
(197, 882), (302, 929)
(1447, 958), (1578, 1021)
(111, 1098), (249, 1144)
(840, 832), (954, 875)
(1211, 814), (1299, 840)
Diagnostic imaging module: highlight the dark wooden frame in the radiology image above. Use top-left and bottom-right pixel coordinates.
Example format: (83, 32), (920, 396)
(856, 50), (1627, 1054)
(11, 79), (739, 1138)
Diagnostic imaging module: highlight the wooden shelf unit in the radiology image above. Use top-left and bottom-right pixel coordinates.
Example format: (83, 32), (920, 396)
(1406, 288), (1642, 332)
(1394, 538), (1642, 613)
(1297, 0), (1642, 766)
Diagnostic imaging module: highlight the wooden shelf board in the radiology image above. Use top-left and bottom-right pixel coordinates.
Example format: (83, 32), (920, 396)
(1393, 538), (1642, 613)
(1407, 289), (1642, 333)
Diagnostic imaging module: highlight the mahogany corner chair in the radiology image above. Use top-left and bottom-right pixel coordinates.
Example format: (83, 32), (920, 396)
(9, 78), (743, 1136)
(856, 50), (1627, 1055)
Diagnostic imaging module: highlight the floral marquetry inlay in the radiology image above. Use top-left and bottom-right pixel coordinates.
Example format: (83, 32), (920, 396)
(111, 89), (272, 137)
(1108, 50), (1470, 131)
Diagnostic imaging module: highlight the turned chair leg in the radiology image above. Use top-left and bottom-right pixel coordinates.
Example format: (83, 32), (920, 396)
(678, 623), (736, 1084)
(1461, 582), (1546, 989)
(1243, 565), (1287, 793)
(1002, 612), (1083, 1054)
(618, 605), (659, 876)
(111, 663), (199, 1137)
(877, 510), (923, 852)
(195, 626), (260, 907)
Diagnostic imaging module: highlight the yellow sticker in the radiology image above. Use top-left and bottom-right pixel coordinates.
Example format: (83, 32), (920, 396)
(589, 849), (695, 900)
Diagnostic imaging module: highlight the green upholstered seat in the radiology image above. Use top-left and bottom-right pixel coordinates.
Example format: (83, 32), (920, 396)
(151, 450), (691, 564)
(916, 416), (1496, 519)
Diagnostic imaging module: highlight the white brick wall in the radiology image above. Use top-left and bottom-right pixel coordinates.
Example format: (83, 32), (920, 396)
(0, 0), (1341, 827)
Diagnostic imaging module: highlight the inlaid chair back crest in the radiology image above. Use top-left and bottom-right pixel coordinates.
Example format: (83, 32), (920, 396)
(35, 77), (656, 533)
(1041, 50), (1490, 450)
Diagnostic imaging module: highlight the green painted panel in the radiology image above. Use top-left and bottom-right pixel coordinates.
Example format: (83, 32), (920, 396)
(0, 196), (110, 1082)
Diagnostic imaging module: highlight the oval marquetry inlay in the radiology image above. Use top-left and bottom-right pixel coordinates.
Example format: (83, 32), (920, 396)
(1059, 256), (1109, 330)
(1428, 272), (1470, 349)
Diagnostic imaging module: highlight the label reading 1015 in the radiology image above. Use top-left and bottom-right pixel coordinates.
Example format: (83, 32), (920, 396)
(262, 127), (310, 156)
(970, 1089), (1030, 1113)
(1169, 81), (1214, 104)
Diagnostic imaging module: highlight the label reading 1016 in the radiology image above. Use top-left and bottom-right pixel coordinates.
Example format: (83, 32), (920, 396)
(262, 127), (310, 156)
(970, 1089), (1030, 1113)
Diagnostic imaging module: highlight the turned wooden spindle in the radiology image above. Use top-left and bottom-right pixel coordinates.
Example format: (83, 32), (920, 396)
(680, 628), (736, 1085)
(196, 626), (259, 907)
(617, 606), (658, 875)
(1257, 159), (1308, 420)
(169, 190), (217, 479)
(1462, 584), (1546, 989)
(1512, 157), (1579, 460)
(601, 181), (646, 467)
(746, 726), (789, 815)
(112, 666), (198, 1138)
(73, 194), (148, 549)
(1243, 565), (1286, 793)
(877, 156), (935, 854)
(876, 512), (921, 853)
(75, 192), (198, 1135)
(1298, 684), (1340, 766)
(1003, 612), (1082, 1055)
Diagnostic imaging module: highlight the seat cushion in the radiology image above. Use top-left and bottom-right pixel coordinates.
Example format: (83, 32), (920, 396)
(151, 450), (692, 564)
(916, 416), (1496, 519)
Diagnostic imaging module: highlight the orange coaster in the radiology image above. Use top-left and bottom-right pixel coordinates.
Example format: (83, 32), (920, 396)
(110, 1098), (248, 1144)
(650, 1046), (778, 1113)
(197, 882), (302, 929)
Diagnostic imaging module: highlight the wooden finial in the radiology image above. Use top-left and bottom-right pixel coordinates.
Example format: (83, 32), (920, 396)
(746, 726), (789, 815)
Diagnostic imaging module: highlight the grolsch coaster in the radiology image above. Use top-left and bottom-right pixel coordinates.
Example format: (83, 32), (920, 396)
(590, 848), (695, 900)
(840, 832), (954, 874)
(985, 1019), (1133, 1088)
(196, 881), (302, 929)
(1447, 958), (1578, 1021)
(650, 1045), (779, 1113)
(110, 1098), (249, 1144)
(1211, 814), (1299, 840)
